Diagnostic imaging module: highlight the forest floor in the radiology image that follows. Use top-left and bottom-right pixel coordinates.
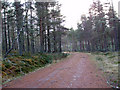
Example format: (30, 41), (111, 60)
(3, 52), (111, 88)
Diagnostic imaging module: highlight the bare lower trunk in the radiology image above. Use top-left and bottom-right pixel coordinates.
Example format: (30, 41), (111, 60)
(7, 23), (11, 49)
(79, 41), (82, 51)
(4, 8), (7, 53)
(47, 25), (51, 52)
(53, 26), (57, 52)
(40, 18), (44, 53)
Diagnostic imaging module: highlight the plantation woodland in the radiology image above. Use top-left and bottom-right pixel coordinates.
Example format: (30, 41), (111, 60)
(63, 1), (120, 52)
(1, 0), (68, 57)
(1, 0), (120, 57)
(0, 0), (120, 88)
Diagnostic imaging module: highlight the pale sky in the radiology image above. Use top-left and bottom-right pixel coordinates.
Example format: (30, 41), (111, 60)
(58, 0), (120, 29)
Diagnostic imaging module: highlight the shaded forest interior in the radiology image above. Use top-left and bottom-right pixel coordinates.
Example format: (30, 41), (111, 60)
(1, 0), (120, 57)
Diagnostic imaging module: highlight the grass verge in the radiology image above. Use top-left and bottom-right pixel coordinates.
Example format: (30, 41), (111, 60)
(90, 52), (119, 88)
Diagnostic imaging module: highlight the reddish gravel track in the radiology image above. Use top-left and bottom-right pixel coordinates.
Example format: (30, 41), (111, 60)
(3, 53), (111, 88)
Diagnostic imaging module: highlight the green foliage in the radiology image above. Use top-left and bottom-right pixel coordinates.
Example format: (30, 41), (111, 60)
(96, 56), (103, 61)
(103, 52), (112, 56)
(49, 53), (68, 60)
(114, 61), (120, 64)
(2, 53), (68, 83)
(91, 52), (101, 55)
(108, 55), (116, 59)
(40, 53), (53, 63)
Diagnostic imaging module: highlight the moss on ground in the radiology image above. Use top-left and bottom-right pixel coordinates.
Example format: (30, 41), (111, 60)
(2, 52), (69, 84)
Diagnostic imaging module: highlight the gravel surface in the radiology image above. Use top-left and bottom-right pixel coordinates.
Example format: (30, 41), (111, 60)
(3, 52), (111, 88)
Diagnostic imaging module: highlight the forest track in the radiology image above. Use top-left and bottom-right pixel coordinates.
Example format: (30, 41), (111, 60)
(3, 52), (111, 88)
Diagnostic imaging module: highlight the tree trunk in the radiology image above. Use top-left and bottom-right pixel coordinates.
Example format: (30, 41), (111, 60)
(14, 2), (23, 55)
(0, 1), (2, 56)
(47, 25), (51, 52)
(111, 38), (114, 51)
(40, 18), (44, 53)
(21, 28), (25, 52)
(30, 6), (34, 54)
(87, 40), (90, 51)
(79, 41), (82, 51)
(7, 23), (11, 49)
(17, 28), (22, 55)
(44, 32), (47, 52)
(53, 25), (57, 52)
(58, 31), (62, 52)
(3, 8), (8, 53)
(103, 35), (107, 51)
(25, 9), (30, 53)
(82, 41), (85, 51)
(114, 23), (119, 51)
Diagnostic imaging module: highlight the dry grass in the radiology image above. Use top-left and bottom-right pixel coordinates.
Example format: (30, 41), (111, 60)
(90, 52), (119, 88)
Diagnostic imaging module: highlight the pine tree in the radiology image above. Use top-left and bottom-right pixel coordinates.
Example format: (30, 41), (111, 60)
(14, 1), (24, 55)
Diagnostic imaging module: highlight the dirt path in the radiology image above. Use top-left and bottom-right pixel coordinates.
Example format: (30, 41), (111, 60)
(3, 53), (111, 88)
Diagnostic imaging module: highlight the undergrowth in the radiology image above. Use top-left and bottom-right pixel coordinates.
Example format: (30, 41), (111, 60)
(2, 52), (69, 84)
